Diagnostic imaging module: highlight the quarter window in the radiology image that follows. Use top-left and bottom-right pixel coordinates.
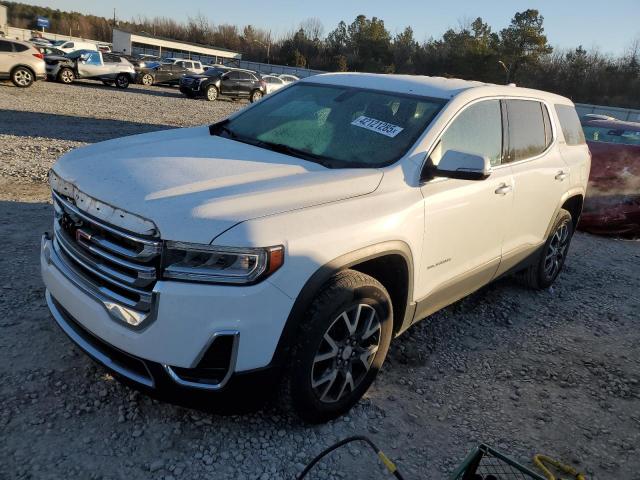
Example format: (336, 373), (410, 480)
(555, 105), (586, 145)
(431, 100), (503, 167)
(505, 100), (548, 162)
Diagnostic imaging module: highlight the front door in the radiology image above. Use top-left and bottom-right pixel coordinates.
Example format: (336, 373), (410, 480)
(221, 71), (240, 95)
(417, 99), (513, 318)
(76, 51), (103, 78)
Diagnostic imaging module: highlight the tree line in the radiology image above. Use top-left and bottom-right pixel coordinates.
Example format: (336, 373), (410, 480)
(5, 1), (639, 108)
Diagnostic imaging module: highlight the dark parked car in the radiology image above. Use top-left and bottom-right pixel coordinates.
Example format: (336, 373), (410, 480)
(179, 67), (266, 102)
(579, 118), (640, 237)
(137, 61), (191, 86)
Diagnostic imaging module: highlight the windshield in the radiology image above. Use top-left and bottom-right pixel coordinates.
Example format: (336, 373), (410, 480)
(214, 83), (445, 168)
(205, 68), (227, 76)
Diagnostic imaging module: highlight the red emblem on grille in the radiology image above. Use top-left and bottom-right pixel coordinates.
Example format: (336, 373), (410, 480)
(76, 229), (92, 243)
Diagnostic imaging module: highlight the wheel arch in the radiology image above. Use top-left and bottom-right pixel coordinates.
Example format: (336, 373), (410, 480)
(10, 64), (36, 78)
(271, 241), (415, 368)
(561, 194), (584, 231)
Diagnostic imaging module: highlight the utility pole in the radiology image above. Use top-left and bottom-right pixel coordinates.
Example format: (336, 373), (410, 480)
(113, 8), (116, 28)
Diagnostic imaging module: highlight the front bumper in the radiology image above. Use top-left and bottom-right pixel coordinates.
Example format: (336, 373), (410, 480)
(41, 233), (294, 390)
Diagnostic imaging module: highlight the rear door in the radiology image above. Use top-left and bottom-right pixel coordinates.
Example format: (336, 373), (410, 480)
(237, 72), (254, 96)
(0, 40), (17, 75)
(498, 99), (567, 273)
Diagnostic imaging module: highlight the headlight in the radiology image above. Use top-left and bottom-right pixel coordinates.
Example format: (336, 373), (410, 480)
(162, 241), (284, 284)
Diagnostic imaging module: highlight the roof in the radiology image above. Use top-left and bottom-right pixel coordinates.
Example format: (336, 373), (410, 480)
(114, 28), (239, 55)
(303, 72), (572, 104)
(582, 118), (640, 131)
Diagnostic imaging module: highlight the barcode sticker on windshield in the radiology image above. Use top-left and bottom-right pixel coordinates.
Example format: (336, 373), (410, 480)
(351, 116), (404, 138)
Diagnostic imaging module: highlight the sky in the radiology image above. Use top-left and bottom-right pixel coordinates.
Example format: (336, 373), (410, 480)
(20, 0), (640, 55)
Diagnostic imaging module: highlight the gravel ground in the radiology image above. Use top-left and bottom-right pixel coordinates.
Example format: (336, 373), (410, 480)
(1, 80), (639, 480)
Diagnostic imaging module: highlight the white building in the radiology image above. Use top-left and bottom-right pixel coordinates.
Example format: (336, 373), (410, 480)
(0, 4), (8, 36)
(112, 28), (241, 64)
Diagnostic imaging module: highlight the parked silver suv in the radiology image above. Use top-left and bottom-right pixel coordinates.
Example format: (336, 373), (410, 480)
(0, 38), (46, 87)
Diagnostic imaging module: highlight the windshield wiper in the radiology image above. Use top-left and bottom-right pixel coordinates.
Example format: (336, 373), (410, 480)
(208, 119), (237, 138)
(209, 121), (336, 168)
(256, 141), (334, 166)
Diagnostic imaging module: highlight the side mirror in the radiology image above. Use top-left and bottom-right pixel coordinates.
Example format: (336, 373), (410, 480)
(426, 150), (492, 181)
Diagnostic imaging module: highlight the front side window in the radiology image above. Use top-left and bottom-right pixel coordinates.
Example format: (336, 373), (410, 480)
(83, 51), (101, 65)
(430, 100), (503, 167)
(63, 42), (73, 49)
(555, 105), (586, 146)
(505, 99), (548, 162)
(214, 83), (445, 168)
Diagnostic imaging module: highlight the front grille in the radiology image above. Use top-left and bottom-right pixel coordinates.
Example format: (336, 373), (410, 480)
(50, 295), (154, 387)
(51, 190), (161, 322)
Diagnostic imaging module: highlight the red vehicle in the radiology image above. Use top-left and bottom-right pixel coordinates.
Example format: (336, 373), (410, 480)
(579, 118), (640, 237)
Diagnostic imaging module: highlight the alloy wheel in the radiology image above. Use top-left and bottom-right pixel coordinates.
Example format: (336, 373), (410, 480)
(207, 87), (217, 101)
(544, 222), (570, 279)
(142, 74), (153, 86)
(61, 70), (73, 83)
(311, 304), (381, 403)
(251, 91), (263, 102)
(14, 69), (32, 86)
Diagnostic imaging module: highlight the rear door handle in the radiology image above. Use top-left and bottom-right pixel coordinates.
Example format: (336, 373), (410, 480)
(555, 171), (568, 181)
(495, 184), (513, 195)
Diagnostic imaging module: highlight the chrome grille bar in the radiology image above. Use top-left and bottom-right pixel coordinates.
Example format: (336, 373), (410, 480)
(50, 188), (162, 328)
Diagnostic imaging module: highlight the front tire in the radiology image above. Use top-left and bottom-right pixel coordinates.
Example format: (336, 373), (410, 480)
(205, 85), (218, 101)
(521, 209), (573, 289)
(282, 270), (393, 423)
(250, 89), (263, 103)
(115, 73), (130, 89)
(141, 73), (153, 86)
(57, 67), (74, 84)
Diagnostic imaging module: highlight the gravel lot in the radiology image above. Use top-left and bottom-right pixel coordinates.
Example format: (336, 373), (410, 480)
(1, 79), (639, 480)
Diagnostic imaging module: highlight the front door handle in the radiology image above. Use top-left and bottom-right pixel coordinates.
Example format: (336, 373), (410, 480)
(495, 184), (513, 195)
(555, 171), (568, 181)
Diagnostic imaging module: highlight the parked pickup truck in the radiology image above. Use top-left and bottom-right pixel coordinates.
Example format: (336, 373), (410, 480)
(45, 49), (136, 88)
(41, 73), (590, 423)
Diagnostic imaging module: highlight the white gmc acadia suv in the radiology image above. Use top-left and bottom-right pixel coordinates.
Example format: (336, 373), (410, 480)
(41, 73), (590, 423)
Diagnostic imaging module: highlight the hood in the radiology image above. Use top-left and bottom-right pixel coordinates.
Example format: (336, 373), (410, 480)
(52, 126), (383, 244)
(44, 55), (69, 62)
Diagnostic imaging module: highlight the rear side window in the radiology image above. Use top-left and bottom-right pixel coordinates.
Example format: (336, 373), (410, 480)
(0, 40), (12, 52)
(63, 42), (74, 49)
(555, 105), (586, 145)
(505, 100), (548, 162)
(431, 99), (503, 167)
(14, 43), (30, 52)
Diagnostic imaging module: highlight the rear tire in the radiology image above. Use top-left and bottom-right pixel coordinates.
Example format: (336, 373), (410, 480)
(115, 73), (130, 89)
(521, 209), (573, 289)
(11, 67), (34, 87)
(281, 270), (393, 423)
(57, 67), (74, 84)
